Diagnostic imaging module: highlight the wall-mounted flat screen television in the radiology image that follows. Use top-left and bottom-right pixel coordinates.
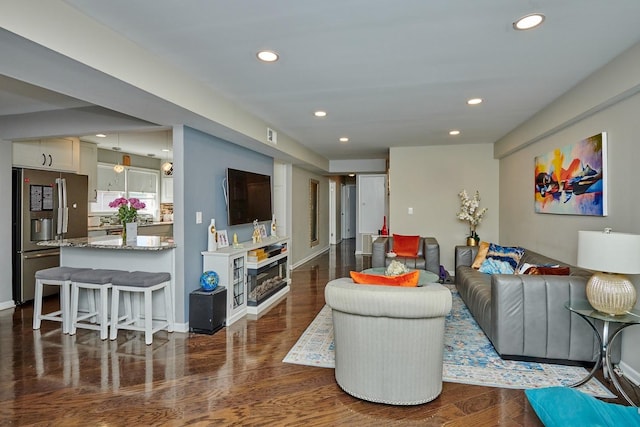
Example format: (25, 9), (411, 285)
(226, 168), (273, 226)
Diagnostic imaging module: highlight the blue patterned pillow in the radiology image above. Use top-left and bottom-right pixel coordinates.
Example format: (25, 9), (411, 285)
(486, 243), (524, 270)
(478, 258), (515, 274)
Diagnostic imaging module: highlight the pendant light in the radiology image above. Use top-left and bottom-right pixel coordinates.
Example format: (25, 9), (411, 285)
(113, 134), (124, 173)
(161, 131), (173, 175)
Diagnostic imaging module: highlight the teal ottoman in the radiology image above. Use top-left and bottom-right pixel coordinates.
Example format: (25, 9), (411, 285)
(525, 387), (640, 426)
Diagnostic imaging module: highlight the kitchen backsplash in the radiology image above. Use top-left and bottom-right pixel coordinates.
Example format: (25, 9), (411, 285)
(88, 202), (173, 226)
(161, 203), (173, 222)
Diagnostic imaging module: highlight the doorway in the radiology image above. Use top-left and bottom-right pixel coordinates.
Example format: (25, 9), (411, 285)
(342, 184), (356, 239)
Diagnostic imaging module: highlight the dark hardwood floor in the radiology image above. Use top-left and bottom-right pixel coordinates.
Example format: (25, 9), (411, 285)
(0, 239), (631, 426)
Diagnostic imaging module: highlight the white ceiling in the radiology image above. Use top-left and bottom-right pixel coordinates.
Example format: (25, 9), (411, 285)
(2, 1), (640, 163)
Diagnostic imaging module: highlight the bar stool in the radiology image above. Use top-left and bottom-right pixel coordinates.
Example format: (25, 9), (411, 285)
(33, 266), (90, 334)
(69, 269), (128, 340)
(109, 271), (174, 345)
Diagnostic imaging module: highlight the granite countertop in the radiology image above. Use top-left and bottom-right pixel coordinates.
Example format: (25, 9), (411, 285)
(37, 235), (176, 251)
(88, 222), (173, 232)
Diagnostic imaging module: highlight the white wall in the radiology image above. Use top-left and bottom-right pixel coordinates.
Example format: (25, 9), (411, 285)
(389, 144), (499, 271)
(291, 166), (330, 267)
(0, 141), (15, 310)
(329, 159), (386, 174)
(497, 43), (640, 382)
(273, 161), (290, 239)
(355, 174), (387, 254)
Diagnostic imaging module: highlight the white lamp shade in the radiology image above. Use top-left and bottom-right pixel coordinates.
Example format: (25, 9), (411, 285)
(577, 230), (640, 274)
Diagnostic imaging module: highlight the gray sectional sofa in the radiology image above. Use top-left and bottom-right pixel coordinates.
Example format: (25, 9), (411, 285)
(455, 245), (602, 364)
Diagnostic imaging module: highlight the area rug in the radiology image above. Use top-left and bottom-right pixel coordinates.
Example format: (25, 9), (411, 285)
(283, 285), (615, 398)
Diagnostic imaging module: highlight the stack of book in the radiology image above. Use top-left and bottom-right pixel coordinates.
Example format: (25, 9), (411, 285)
(247, 248), (268, 263)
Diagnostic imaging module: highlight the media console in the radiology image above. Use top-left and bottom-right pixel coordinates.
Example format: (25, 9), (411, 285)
(201, 236), (290, 325)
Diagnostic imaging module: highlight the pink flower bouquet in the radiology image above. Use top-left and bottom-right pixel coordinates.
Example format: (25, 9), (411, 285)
(109, 197), (146, 224)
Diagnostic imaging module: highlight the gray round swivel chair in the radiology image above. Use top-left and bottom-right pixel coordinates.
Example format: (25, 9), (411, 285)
(324, 277), (452, 405)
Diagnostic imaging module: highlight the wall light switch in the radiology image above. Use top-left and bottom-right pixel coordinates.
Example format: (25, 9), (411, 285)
(196, 211), (202, 224)
(408, 207), (414, 215)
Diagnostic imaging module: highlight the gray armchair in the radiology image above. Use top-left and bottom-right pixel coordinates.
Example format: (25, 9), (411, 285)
(372, 236), (440, 274)
(324, 277), (452, 405)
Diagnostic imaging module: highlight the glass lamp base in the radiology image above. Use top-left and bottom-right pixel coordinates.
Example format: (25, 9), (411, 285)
(586, 272), (637, 316)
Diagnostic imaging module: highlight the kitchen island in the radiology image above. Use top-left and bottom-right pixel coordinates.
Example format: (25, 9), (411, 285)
(38, 236), (180, 330)
(39, 235), (176, 251)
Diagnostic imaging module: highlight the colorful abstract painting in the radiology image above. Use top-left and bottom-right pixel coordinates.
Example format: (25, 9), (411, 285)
(534, 132), (607, 216)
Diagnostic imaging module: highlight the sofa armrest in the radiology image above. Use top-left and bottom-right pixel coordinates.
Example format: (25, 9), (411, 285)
(490, 274), (599, 362)
(372, 237), (389, 268)
(423, 237), (440, 275)
(455, 245), (478, 269)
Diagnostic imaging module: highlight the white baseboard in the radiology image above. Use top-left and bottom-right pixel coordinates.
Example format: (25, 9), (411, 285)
(174, 322), (189, 333)
(618, 360), (640, 387)
(291, 245), (330, 269)
(0, 300), (16, 311)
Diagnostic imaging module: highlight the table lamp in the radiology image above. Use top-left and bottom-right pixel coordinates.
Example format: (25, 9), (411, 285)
(577, 229), (640, 315)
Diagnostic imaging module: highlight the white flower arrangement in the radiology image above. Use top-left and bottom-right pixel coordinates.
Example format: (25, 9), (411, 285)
(385, 260), (410, 276)
(456, 190), (488, 238)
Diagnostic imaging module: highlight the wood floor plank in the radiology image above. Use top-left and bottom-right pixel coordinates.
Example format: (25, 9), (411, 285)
(0, 239), (628, 426)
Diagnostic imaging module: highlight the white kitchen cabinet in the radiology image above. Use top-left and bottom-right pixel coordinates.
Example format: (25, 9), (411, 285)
(97, 163), (125, 192)
(79, 141), (98, 202)
(13, 138), (80, 172)
(128, 168), (158, 193)
(161, 177), (173, 203)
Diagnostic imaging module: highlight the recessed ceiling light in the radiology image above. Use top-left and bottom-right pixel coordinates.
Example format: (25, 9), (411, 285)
(314, 110), (327, 117)
(257, 50), (279, 62)
(513, 13), (545, 31)
(96, 134), (106, 138)
(162, 148), (170, 152)
(348, 173), (355, 177)
(449, 130), (461, 136)
(339, 137), (349, 143)
(467, 98), (483, 105)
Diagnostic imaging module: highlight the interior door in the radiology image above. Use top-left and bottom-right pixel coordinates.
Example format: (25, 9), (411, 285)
(342, 184), (356, 239)
(329, 180), (336, 244)
(358, 175), (385, 234)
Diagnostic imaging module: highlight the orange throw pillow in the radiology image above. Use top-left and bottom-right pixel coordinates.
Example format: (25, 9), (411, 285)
(392, 234), (420, 257)
(472, 241), (490, 269)
(350, 270), (420, 287)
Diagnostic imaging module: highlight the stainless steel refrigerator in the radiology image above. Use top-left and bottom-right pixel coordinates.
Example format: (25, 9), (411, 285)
(12, 168), (88, 304)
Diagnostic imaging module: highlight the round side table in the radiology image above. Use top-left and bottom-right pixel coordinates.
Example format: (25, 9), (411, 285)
(565, 300), (640, 406)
